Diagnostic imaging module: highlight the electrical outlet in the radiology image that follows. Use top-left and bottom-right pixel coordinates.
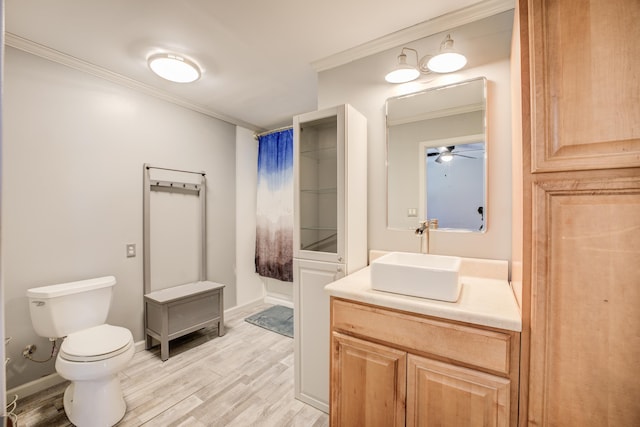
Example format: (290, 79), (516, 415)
(126, 244), (136, 258)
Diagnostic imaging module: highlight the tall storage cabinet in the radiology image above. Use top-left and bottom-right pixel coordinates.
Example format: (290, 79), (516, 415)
(515, 0), (640, 425)
(293, 104), (367, 413)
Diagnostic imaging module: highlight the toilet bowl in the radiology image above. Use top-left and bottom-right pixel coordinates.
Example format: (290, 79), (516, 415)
(55, 324), (134, 427)
(26, 276), (134, 427)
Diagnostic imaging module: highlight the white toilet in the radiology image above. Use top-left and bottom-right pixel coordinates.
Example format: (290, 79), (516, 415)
(27, 276), (134, 427)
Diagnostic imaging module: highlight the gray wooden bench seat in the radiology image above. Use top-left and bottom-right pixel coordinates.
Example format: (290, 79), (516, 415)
(144, 280), (225, 361)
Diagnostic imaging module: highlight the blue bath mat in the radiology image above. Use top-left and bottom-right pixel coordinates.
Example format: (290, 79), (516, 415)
(245, 305), (293, 338)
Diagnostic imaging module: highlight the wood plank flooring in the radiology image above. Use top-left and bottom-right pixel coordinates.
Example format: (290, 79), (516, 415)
(13, 303), (329, 427)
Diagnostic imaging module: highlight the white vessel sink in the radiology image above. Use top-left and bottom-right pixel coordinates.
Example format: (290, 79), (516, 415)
(370, 252), (462, 302)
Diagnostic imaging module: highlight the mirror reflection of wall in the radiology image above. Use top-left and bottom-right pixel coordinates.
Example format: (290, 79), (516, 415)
(386, 77), (487, 232)
(424, 140), (485, 231)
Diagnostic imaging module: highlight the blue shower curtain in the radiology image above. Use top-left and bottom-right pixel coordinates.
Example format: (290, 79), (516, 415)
(255, 129), (294, 282)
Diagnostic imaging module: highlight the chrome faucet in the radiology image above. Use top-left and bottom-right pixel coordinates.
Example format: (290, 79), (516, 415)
(415, 219), (438, 253)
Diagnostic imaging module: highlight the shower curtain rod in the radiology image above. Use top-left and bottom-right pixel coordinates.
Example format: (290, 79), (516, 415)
(254, 125), (293, 140)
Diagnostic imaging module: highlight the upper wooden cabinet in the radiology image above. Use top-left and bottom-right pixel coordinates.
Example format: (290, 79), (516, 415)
(529, 0), (640, 172)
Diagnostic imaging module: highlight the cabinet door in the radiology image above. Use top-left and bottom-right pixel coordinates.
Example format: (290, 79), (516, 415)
(529, 0), (640, 172)
(294, 259), (345, 413)
(331, 332), (406, 427)
(527, 176), (640, 426)
(407, 354), (510, 427)
(294, 106), (345, 264)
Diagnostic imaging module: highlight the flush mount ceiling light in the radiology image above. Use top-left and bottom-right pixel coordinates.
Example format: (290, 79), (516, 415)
(385, 34), (467, 83)
(424, 34), (467, 74)
(148, 53), (201, 83)
(385, 48), (420, 83)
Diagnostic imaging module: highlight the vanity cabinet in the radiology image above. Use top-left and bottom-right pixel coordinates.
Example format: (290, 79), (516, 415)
(293, 104), (367, 412)
(514, 0), (640, 425)
(330, 298), (520, 426)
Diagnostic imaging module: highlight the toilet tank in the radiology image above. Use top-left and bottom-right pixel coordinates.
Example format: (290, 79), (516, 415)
(27, 276), (116, 338)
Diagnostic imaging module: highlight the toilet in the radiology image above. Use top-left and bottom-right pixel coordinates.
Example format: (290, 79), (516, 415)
(27, 276), (134, 427)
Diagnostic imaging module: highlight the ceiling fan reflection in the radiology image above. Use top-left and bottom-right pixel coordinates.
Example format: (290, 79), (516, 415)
(427, 146), (477, 163)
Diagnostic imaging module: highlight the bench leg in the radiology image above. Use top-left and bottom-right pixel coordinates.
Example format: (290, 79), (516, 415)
(160, 305), (169, 361)
(161, 338), (169, 362)
(217, 289), (225, 336)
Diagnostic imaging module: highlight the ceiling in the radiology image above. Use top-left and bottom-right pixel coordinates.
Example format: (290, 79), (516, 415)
(5, 0), (510, 131)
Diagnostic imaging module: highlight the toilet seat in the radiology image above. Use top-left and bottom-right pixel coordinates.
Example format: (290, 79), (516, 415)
(60, 324), (133, 362)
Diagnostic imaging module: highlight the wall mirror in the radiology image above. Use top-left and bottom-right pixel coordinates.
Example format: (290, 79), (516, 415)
(386, 77), (487, 232)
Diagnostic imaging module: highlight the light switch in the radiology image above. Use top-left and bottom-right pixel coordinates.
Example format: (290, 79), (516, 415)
(407, 208), (417, 217)
(126, 244), (136, 258)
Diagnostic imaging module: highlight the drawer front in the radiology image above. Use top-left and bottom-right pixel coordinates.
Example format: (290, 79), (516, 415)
(167, 291), (221, 334)
(331, 298), (511, 375)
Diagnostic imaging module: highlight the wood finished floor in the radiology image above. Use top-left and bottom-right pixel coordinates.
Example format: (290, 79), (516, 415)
(13, 303), (329, 427)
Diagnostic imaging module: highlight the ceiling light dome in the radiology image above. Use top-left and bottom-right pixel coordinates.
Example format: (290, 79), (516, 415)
(148, 53), (201, 83)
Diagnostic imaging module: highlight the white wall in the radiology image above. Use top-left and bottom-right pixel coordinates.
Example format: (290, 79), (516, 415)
(318, 46), (512, 261)
(235, 127), (266, 306)
(2, 47), (237, 389)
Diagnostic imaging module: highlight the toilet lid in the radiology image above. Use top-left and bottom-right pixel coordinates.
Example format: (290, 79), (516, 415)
(60, 324), (132, 362)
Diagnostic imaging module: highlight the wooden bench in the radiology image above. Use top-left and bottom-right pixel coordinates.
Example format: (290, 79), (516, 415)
(144, 281), (225, 361)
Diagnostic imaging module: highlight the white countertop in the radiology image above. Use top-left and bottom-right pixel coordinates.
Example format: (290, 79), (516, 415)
(325, 260), (522, 332)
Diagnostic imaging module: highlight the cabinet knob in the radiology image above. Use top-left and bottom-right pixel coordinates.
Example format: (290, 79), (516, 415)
(337, 267), (343, 273)
(338, 256), (343, 262)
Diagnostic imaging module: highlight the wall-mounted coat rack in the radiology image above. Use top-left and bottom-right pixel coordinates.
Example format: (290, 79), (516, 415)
(142, 164), (225, 361)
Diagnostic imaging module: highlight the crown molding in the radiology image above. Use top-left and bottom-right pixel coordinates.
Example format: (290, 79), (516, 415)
(311, 0), (515, 72)
(4, 32), (261, 131)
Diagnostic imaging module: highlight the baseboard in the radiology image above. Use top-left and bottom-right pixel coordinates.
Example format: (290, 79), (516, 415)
(295, 392), (329, 414)
(6, 372), (66, 401)
(7, 297), (272, 400)
(224, 296), (265, 317)
(134, 339), (146, 353)
(264, 295), (293, 309)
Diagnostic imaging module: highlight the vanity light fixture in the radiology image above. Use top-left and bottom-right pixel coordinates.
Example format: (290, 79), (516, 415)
(424, 34), (467, 73)
(384, 48), (421, 83)
(148, 53), (201, 83)
(385, 34), (467, 83)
